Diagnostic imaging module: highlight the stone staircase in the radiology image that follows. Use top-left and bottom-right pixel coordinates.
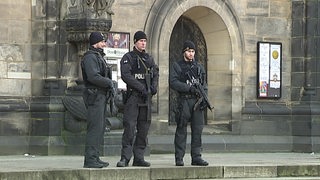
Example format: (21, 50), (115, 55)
(1, 153), (320, 179)
(103, 130), (122, 156)
(1, 159), (320, 180)
(103, 130), (151, 156)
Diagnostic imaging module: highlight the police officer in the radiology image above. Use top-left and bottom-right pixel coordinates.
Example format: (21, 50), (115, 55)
(116, 31), (159, 167)
(81, 32), (114, 168)
(169, 40), (209, 166)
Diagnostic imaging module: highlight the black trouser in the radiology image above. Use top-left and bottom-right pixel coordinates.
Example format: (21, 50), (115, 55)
(175, 97), (204, 161)
(120, 94), (151, 161)
(83, 89), (107, 163)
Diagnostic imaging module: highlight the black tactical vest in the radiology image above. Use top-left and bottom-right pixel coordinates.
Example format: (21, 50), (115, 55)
(127, 51), (152, 81)
(177, 60), (201, 85)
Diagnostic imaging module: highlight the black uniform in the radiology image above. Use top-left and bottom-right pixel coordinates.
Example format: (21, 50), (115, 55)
(119, 47), (159, 164)
(81, 47), (113, 167)
(170, 58), (208, 165)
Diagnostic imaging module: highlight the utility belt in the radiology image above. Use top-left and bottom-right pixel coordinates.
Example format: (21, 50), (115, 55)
(86, 87), (109, 95)
(180, 94), (197, 99)
(126, 89), (145, 97)
(122, 89), (143, 104)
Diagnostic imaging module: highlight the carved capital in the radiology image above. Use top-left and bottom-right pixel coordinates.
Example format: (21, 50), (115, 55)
(66, 18), (112, 33)
(66, 18), (111, 45)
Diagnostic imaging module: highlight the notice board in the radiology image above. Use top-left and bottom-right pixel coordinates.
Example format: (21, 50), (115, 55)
(257, 42), (282, 98)
(104, 31), (130, 90)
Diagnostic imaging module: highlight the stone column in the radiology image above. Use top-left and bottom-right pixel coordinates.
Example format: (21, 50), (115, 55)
(65, 0), (113, 81)
(291, 0), (320, 152)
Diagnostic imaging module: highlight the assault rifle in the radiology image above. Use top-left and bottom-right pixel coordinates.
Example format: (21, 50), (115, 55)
(137, 69), (152, 121)
(137, 60), (153, 121)
(126, 53), (153, 121)
(145, 70), (152, 121)
(186, 71), (214, 112)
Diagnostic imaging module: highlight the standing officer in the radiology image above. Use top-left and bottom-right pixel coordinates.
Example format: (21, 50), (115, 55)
(81, 32), (114, 168)
(169, 40), (209, 166)
(116, 31), (159, 167)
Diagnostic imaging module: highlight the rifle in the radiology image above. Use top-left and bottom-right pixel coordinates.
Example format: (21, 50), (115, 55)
(108, 81), (118, 116)
(136, 55), (153, 122)
(186, 70), (214, 112)
(145, 71), (152, 121)
(101, 54), (118, 116)
(137, 69), (152, 121)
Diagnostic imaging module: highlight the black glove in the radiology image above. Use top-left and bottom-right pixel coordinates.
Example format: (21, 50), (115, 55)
(141, 89), (148, 98)
(107, 79), (114, 88)
(199, 101), (208, 111)
(150, 86), (157, 95)
(189, 86), (200, 96)
(110, 87), (116, 96)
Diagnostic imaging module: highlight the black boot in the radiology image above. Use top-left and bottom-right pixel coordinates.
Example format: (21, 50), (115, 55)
(97, 158), (109, 167)
(175, 158), (184, 166)
(83, 160), (104, 168)
(191, 158), (209, 166)
(116, 158), (129, 167)
(84, 155), (104, 168)
(132, 159), (151, 167)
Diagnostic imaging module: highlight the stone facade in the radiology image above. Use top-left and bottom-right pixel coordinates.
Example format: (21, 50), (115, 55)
(0, 0), (319, 155)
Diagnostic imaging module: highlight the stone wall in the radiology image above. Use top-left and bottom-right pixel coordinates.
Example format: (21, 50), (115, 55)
(0, 1), (32, 155)
(0, 1), (32, 96)
(232, 0), (293, 135)
(0, 0), (68, 155)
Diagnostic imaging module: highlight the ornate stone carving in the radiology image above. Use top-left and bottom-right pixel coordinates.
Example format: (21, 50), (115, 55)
(65, 0), (114, 46)
(86, 0), (115, 18)
(66, 19), (112, 53)
(66, 0), (114, 19)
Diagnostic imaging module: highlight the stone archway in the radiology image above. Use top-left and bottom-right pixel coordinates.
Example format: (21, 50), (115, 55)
(168, 15), (208, 125)
(145, 0), (244, 131)
(183, 6), (233, 128)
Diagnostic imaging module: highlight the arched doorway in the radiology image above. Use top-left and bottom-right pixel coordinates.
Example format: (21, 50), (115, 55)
(169, 15), (208, 125)
(167, 6), (233, 131)
(145, 1), (243, 133)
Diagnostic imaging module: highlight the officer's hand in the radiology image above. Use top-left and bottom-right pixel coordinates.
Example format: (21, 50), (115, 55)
(150, 86), (157, 95)
(107, 80), (114, 88)
(110, 87), (116, 96)
(141, 89), (148, 98)
(189, 86), (200, 96)
(199, 101), (208, 111)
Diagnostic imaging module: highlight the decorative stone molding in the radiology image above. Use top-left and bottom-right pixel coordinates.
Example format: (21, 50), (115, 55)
(65, 1), (113, 55)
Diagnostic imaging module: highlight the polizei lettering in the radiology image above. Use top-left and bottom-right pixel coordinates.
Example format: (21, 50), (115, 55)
(134, 73), (145, 79)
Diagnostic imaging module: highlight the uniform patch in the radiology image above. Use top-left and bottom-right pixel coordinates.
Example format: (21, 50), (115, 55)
(123, 59), (128, 64)
(134, 73), (145, 79)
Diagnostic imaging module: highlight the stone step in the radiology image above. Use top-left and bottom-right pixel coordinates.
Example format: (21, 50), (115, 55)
(1, 164), (320, 180)
(103, 144), (150, 156)
(102, 132), (295, 156)
(103, 130), (150, 156)
(212, 178), (320, 180)
(103, 130), (122, 156)
(1, 153), (320, 180)
(104, 131), (122, 145)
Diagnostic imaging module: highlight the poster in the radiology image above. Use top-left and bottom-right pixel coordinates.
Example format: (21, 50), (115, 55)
(104, 32), (130, 58)
(104, 32), (130, 90)
(257, 42), (282, 98)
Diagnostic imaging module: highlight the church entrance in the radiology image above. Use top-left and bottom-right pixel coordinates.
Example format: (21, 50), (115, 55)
(168, 6), (233, 132)
(169, 15), (208, 125)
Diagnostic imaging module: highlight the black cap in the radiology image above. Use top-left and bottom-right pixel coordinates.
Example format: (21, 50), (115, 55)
(89, 32), (105, 45)
(182, 40), (195, 52)
(134, 31), (147, 43)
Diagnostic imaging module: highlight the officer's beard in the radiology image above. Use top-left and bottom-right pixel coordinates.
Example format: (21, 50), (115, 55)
(184, 54), (194, 62)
